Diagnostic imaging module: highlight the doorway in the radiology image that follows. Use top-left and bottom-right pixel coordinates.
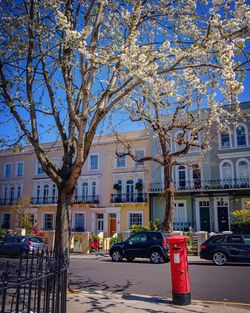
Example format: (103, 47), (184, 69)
(109, 213), (117, 237)
(216, 199), (229, 232)
(199, 200), (210, 232)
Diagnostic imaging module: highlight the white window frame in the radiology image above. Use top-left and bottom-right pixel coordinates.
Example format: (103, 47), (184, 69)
(114, 154), (127, 169)
(42, 212), (54, 230)
(126, 210), (144, 229)
(72, 211), (86, 231)
(219, 159), (235, 181)
(235, 158), (250, 180)
(133, 149), (145, 167)
(88, 154), (99, 171)
(176, 165), (188, 188)
(16, 161), (24, 177)
(4, 163), (12, 177)
(36, 161), (45, 175)
(174, 131), (186, 152)
(173, 200), (187, 223)
(234, 123), (248, 147)
(218, 127), (232, 150)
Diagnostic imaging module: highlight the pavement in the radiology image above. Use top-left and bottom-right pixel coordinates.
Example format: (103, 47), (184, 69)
(68, 253), (250, 312)
(67, 289), (250, 313)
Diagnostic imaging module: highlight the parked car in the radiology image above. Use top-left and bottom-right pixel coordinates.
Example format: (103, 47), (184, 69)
(109, 231), (169, 264)
(200, 234), (250, 265)
(0, 235), (46, 257)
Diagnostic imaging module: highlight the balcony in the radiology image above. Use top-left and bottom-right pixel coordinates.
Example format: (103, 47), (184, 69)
(111, 193), (147, 203)
(149, 178), (250, 193)
(31, 195), (99, 205)
(0, 198), (20, 205)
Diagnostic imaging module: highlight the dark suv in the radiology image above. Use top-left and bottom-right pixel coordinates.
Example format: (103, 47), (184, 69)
(200, 234), (250, 265)
(0, 236), (45, 257)
(109, 231), (169, 264)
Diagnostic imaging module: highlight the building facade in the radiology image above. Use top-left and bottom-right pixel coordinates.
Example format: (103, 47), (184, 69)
(149, 102), (250, 232)
(0, 130), (150, 239)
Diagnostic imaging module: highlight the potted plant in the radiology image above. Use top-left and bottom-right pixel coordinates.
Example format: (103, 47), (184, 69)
(135, 181), (143, 191)
(113, 183), (121, 191)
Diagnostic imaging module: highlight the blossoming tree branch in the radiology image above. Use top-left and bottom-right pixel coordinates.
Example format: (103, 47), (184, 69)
(0, 0), (249, 251)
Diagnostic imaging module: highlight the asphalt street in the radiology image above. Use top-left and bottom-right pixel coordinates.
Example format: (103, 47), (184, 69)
(69, 257), (250, 304)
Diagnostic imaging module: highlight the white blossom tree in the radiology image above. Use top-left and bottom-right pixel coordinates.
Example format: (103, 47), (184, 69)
(0, 0), (249, 250)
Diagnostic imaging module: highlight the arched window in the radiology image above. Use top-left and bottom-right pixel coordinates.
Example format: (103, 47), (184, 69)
(36, 185), (40, 203)
(178, 166), (186, 189)
(192, 164), (201, 188)
(52, 184), (56, 203)
(10, 186), (15, 203)
(126, 180), (134, 202)
(236, 159), (249, 187)
(74, 183), (78, 201)
(220, 160), (234, 186)
(43, 184), (49, 203)
(235, 125), (247, 146)
(220, 130), (231, 149)
(82, 182), (88, 201)
(92, 181), (96, 200)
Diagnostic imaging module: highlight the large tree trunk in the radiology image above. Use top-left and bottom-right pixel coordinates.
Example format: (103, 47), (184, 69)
(54, 186), (72, 255)
(162, 163), (175, 233)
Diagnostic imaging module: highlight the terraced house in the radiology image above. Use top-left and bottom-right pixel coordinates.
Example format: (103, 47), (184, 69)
(149, 102), (250, 232)
(0, 103), (249, 238)
(0, 130), (150, 241)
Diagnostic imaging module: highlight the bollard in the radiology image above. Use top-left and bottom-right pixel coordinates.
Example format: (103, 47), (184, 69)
(166, 235), (191, 305)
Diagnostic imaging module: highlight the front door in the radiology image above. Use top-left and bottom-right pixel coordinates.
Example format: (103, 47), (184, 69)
(109, 213), (116, 237)
(217, 205), (229, 232)
(200, 205), (210, 232)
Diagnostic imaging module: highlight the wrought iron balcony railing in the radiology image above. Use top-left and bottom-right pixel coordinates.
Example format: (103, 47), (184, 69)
(149, 178), (250, 193)
(0, 197), (20, 205)
(111, 193), (147, 203)
(31, 195), (99, 205)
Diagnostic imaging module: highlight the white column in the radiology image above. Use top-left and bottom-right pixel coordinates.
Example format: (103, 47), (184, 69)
(117, 212), (121, 233)
(103, 213), (108, 233)
(91, 212), (95, 233)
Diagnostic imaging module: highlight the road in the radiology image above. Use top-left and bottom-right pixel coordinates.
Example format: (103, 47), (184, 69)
(69, 257), (250, 304)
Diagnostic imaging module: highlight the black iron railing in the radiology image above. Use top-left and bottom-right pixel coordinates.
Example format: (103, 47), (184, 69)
(30, 195), (99, 205)
(111, 193), (147, 203)
(0, 198), (20, 205)
(0, 250), (68, 313)
(150, 178), (250, 192)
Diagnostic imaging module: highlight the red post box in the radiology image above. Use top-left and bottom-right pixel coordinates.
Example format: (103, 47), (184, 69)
(166, 235), (191, 305)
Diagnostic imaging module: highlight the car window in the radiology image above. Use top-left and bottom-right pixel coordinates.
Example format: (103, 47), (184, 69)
(226, 236), (244, 244)
(243, 235), (250, 244)
(211, 236), (226, 243)
(16, 237), (25, 243)
(150, 233), (162, 240)
(5, 237), (17, 243)
(30, 237), (43, 243)
(130, 233), (147, 243)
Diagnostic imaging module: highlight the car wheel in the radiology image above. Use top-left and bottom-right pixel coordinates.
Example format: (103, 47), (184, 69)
(213, 251), (227, 266)
(111, 250), (123, 262)
(150, 251), (162, 264)
(126, 257), (135, 262)
(21, 250), (28, 258)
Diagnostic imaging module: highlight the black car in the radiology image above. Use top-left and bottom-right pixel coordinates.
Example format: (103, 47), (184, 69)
(200, 234), (250, 265)
(109, 231), (169, 264)
(0, 235), (46, 257)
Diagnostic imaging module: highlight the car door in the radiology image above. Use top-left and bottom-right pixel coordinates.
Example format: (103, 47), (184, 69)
(4, 237), (18, 255)
(125, 232), (148, 258)
(242, 235), (250, 260)
(226, 235), (248, 261)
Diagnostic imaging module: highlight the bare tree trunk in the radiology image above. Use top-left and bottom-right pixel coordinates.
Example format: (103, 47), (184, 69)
(162, 162), (175, 233)
(54, 186), (72, 256)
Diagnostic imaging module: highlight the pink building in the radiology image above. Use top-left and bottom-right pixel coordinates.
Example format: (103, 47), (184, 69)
(0, 130), (150, 239)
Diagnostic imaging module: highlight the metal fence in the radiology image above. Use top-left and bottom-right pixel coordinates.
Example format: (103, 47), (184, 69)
(0, 251), (68, 313)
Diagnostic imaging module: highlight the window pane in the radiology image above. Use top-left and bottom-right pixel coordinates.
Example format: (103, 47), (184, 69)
(236, 126), (246, 146)
(129, 213), (142, 226)
(134, 150), (144, 166)
(5, 164), (11, 177)
(221, 133), (230, 148)
(17, 162), (23, 176)
(116, 155), (126, 168)
(90, 155), (98, 170)
(44, 214), (53, 230)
